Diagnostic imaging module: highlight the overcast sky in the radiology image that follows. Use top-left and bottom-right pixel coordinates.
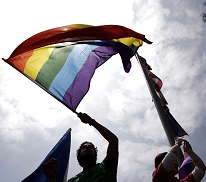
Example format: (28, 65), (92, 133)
(1, 0), (206, 182)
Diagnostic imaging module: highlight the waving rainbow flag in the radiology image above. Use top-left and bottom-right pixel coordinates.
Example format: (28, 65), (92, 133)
(5, 24), (152, 112)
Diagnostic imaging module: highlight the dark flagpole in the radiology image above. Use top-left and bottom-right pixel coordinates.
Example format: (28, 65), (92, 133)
(135, 53), (184, 165)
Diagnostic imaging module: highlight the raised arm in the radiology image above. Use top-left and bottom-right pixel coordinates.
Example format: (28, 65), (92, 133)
(169, 138), (205, 181)
(169, 138), (183, 156)
(78, 112), (118, 159)
(158, 138), (183, 174)
(183, 140), (205, 171)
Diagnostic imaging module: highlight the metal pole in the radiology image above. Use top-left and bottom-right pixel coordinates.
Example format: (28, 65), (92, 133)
(135, 53), (184, 165)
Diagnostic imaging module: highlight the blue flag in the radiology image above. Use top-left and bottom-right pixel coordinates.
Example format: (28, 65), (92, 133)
(22, 128), (71, 182)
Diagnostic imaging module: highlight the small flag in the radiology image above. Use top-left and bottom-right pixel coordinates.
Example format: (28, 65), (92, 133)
(138, 56), (152, 70)
(137, 55), (166, 104)
(147, 70), (163, 91)
(137, 56), (162, 91)
(22, 129), (71, 182)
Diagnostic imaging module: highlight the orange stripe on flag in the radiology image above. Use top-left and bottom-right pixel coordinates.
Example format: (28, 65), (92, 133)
(7, 50), (34, 72)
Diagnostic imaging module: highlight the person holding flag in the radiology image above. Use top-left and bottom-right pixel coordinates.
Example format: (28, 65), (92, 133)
(152, 138), (205, 182)
(44, 112), (119, 182)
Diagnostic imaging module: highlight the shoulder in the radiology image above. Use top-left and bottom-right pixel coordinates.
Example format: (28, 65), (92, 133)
(100, 153), (118, 180)
(101, 152), (118, 167)
(67, 173), (82, 182)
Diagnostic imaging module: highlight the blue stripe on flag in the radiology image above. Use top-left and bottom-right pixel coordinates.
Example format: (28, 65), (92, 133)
(49, 43), (98, 100)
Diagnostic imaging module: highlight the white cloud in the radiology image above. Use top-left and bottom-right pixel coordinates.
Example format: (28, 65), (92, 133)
(118, 139), (169, 182)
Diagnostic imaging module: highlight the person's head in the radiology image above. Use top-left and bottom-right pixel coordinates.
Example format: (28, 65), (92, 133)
(155, 152), (179, 175)
(76, 141), (98, 167)
(155, 152), (167, 168)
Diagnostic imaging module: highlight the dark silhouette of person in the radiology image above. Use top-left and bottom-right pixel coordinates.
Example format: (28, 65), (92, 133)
(152, 138), (205, 182)
(44, 112), (118, 182)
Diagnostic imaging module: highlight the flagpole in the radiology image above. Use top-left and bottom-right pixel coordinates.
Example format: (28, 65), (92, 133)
(2, 58), (78, 115)
(135, 53), (184, 165)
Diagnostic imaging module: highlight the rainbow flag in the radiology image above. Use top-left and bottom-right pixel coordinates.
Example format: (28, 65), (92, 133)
(5, 24), (152, 112)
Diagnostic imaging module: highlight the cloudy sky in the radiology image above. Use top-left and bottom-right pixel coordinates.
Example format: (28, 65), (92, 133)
(1, 0), (206, 182)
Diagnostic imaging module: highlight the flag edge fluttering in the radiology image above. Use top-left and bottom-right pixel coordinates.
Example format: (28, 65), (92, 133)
(9, 24), (152, 58)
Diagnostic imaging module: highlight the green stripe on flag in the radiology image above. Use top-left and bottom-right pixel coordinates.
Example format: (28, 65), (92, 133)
(36, 45), (74, 90)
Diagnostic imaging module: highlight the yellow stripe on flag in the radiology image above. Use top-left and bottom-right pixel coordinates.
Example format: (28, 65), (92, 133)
(68, 24), (93, 29)
(67, 24), (144, 48)
(113, 37), (143, 47)
(24, 46), (55, 80)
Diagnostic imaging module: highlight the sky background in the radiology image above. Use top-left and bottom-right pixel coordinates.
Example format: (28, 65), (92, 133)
(0, 0), (206, 182)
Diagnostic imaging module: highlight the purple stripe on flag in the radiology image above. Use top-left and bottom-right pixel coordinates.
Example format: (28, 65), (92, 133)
(48, 43), (98, 100)
(62, 43), (129, 110)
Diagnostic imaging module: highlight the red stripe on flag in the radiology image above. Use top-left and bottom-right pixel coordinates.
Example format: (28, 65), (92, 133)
(148, 70), (162, 91)
(9, 25), (152, 58)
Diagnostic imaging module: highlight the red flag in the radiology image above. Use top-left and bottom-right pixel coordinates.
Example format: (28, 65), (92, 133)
(147, 70), (163, 91)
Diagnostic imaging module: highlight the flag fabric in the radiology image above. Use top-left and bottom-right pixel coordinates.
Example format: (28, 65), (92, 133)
(9, 24), (152, 58)
(138, 55), (152, 70)
(5, 24), (152, 111)
(137, 55), (166, 104)
(147, 70), (163, 91)
(147, 71), (167, 105)
(22, 128), (71, 182)
(146, 69), (167, 104)
(7, 41), (135, 111)
(137, 55), (162, 91)
(165, 110), (188, 137)
(179, 154), (195, 180)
